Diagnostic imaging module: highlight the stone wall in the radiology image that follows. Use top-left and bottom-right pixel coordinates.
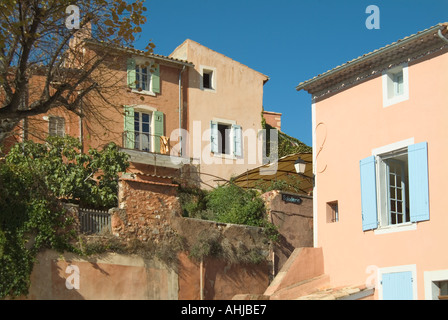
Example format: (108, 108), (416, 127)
(261, 190), (313, 275)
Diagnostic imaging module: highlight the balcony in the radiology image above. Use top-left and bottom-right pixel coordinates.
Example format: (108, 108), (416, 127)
(121, 131), (190, 168)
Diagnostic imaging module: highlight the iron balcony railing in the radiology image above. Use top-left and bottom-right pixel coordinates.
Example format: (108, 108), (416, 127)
(122, 131), (178, 155)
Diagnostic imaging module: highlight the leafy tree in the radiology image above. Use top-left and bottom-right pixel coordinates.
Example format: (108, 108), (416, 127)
(205, 183), (267, 227)
(0, 136), (129, 298)
(0, 0), (153, 142)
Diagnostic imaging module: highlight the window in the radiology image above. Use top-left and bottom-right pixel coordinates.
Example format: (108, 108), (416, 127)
(123, 106), (165, 153)
(326, 201), (339, 223)
(135, 65), (151, 92)
(377, 150), (410, 226)
(210, 120), (242, 157)
(436, 281), (448, 300)
(134, 111), (152, 152)
(127, 58), (160, 94)
(360, 141), (429, 232)
(382, 63), (409, 107)
(49, 116), (65, 137)
(203, 70), (213, 89)
(200, 66), (216, 91)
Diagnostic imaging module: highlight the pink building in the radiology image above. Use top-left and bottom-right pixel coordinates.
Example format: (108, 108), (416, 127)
(296, 23), (448, 300)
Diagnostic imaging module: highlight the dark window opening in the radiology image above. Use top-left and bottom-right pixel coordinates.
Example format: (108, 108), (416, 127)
(203, 71), (213, 89)
(217, 123), (231, 155)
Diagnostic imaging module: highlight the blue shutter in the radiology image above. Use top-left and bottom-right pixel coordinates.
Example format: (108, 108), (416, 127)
(382, 271), (413, 300)
(408, 142), (429, 223)
(360, 156), (378, 231)
(233, 124), (242, 157)
(210, 121), (218, 153)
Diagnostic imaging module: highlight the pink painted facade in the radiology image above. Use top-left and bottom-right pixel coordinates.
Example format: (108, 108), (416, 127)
(297, 23), (448, 300)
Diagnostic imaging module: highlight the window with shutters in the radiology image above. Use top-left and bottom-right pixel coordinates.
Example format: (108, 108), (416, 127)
(360, 141), (429, 233)
(127, 58), (160, 95)
(49, 116), (65, 137)
(210, 120), (242, 158)
(123, 106), (165, 154)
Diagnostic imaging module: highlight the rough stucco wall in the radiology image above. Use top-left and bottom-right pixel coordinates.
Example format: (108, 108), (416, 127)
(261, 191), (313, 274)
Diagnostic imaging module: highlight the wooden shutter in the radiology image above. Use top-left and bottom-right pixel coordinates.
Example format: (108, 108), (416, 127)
(360, 156), (378, 231)
(152, 63), (160, 93)
(408, 142), (430, 223)
(127, 58), (136, 89)
(233, 124), (242, 157)
(382, 271), (413, 300)
(153, 111), (164, 153)
(124, 106), (134, 149)
(210, 121), (218, 153)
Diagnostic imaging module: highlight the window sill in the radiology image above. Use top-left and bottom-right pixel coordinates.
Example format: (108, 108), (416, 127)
(212, 152), (236, 160)
(131, 89), (156, 97)
(383, 94), (409, 108)
(373, 222), (417, 235)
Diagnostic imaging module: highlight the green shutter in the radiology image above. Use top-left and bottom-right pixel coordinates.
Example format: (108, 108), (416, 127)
(124, 106), (135, 149)
(152, 63), (160, 93)
(127, 58), (136, 89)
(153, 111), (164, 153)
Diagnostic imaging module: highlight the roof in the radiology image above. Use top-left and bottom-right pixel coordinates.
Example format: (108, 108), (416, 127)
(84, 38), (195, 68)
(231, 153), (313, 195)
(296, 22), (448, 95)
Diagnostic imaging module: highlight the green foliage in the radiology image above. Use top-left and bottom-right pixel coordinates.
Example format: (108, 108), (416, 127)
(180, 183), (279, 244)
(206, 183), (266, 227)
(6, 136), (129, 209)
(0, 136), (129, 298)
(254, 174), (303, 194)
(261, 110), (312, 158)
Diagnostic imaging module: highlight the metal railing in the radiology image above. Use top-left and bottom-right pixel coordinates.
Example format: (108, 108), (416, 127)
(79, 208), (111, 234)
(122, 131), (176, 155)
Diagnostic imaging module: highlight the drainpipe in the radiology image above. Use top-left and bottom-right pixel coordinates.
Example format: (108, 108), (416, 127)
(179, 65), (186, 157)
(438, 28), (448, 44)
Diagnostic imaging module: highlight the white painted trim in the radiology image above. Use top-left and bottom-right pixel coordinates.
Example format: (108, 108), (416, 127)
(382, 63), (409, 108)
(424, 269), (448, 300)
(374, 222), (417, 235)
(311, 101), (318, 248)
(371, 137), (414, 156)
(132, 57), (157, 96)
(378, 264), (417, 300)
(199, 65), (217, 93)
(211, 118), (237, 159)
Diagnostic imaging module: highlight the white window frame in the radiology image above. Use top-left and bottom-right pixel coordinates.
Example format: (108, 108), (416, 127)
(372, 138), (417, 234)
(132, 105), (157, 152)
(382, 63), (409, 108)
(200, 65), (217, 92)
(48, 116), (65, 137)
(424, 270), (448, 300)
(133, 59), (156, 96)
(378, 264), (417, 300)
(212, 118), (236, 159)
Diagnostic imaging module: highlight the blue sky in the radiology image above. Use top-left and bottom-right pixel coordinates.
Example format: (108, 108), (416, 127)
(134, 0), (448, 147)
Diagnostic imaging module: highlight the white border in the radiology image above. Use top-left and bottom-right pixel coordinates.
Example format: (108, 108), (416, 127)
(424, 269), (448, 300)
(372, 138), (416, 234)
(378, 264), (417, 300)
(312, 101), (318, 248)
(382, 63), (409, 108)
(199, 65), (217, 93)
